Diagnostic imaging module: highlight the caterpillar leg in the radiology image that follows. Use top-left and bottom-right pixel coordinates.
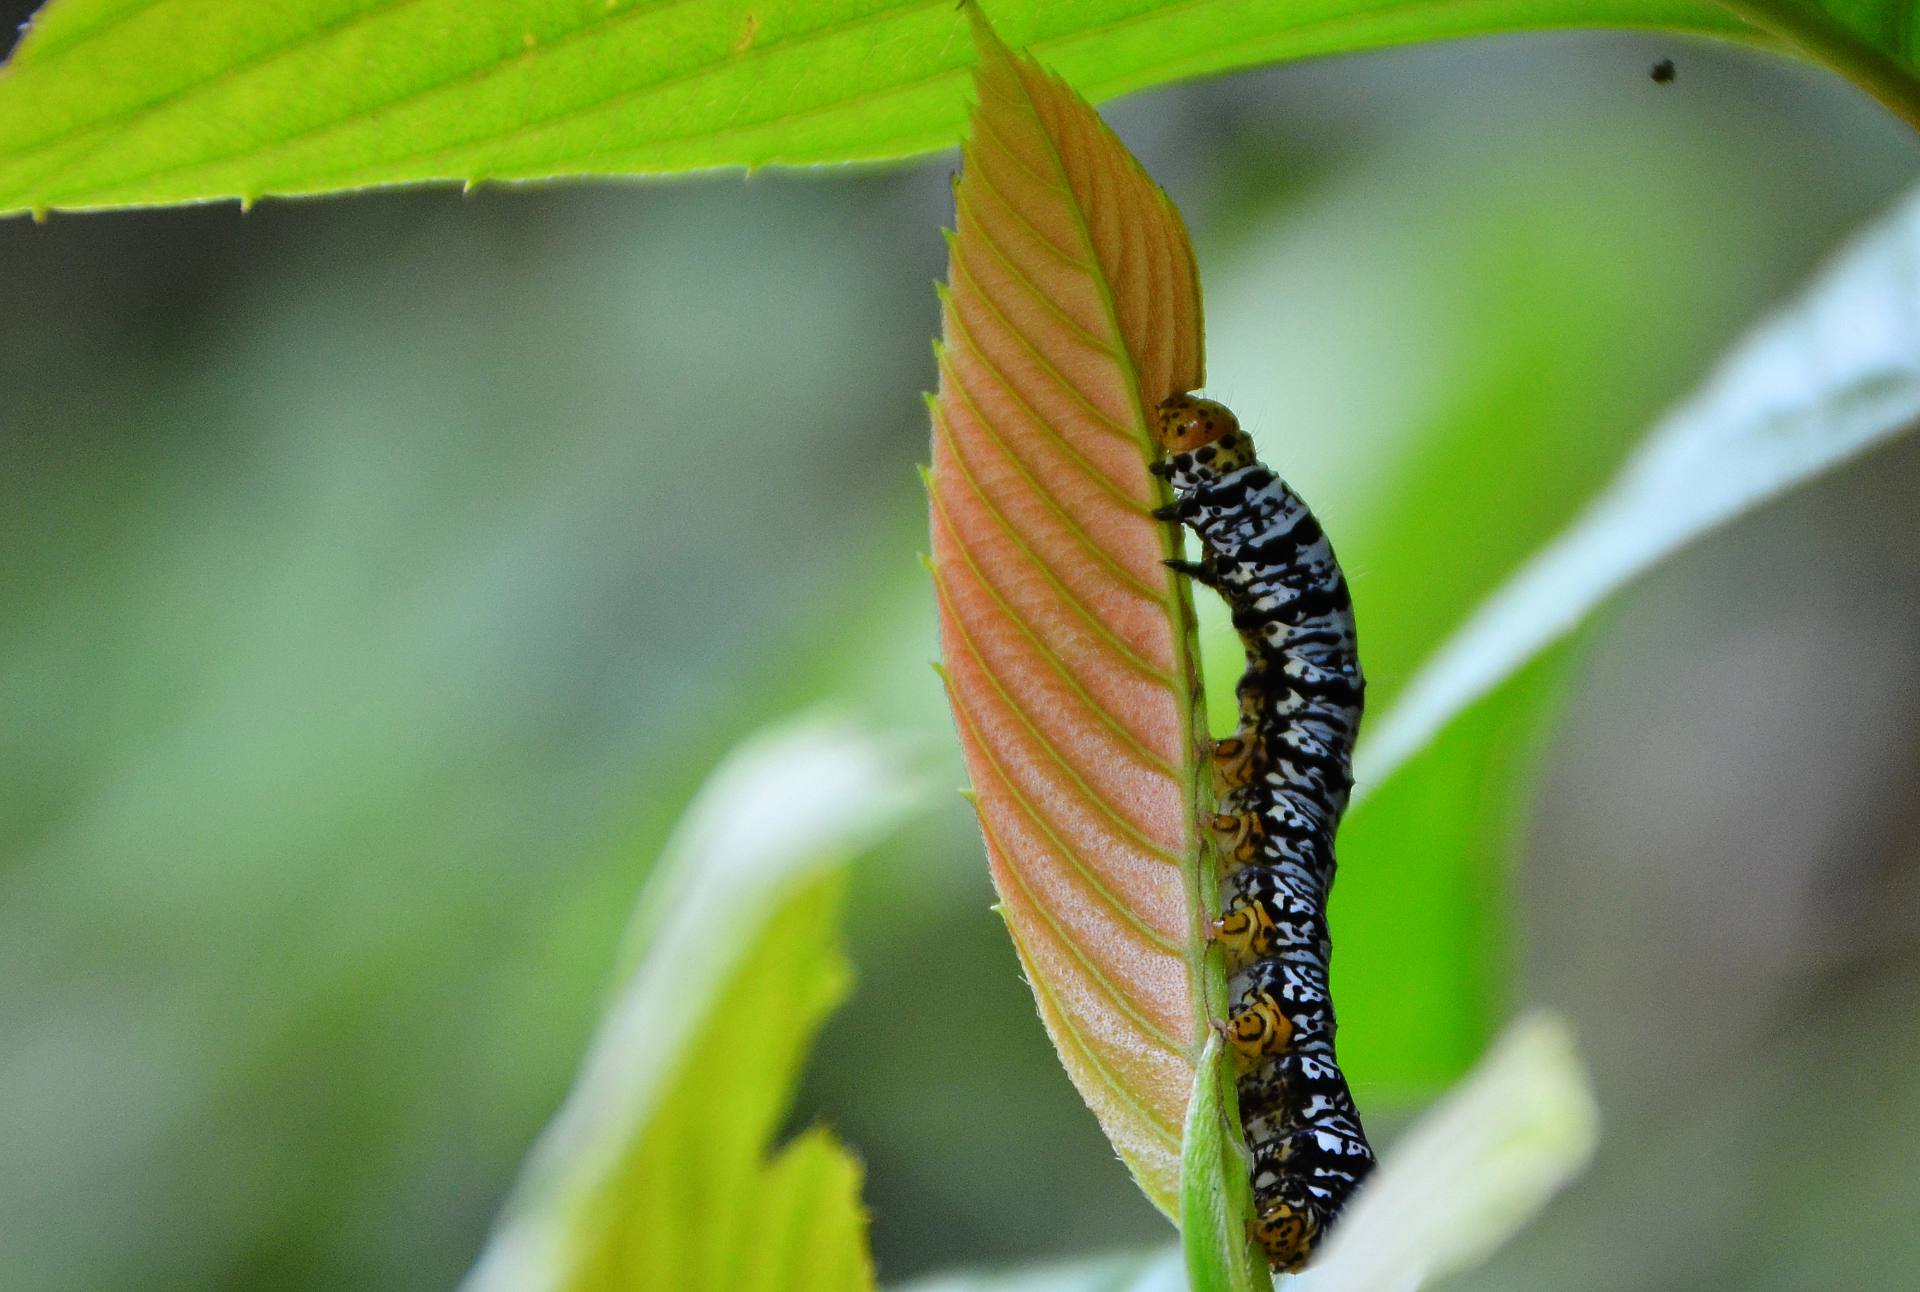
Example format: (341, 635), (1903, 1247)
(1223, 991), (1292, 1073)
(1163, 557), (1220, 588)
(1210, 809), (1264, 867)
(1232, 663), (1276, 733)
(1250, 1200), (1319, 1274)
(1210, 732), (1259, 793)
(1211, 896), (1277, 970)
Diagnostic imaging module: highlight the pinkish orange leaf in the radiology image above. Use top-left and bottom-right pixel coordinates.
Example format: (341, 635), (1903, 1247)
(927, 9), (1211, 1215)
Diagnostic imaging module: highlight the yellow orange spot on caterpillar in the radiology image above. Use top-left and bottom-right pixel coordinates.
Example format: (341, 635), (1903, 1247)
(1213, 898), (1276, 969)
(1252, 1203), (1318, 1273)
(1224, 992), (1292, 1072)
(1211, 733), (1258, 792)
(1210, 809), (1263, 866)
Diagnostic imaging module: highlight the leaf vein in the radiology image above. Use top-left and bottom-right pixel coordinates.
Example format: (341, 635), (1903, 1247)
(941, 301), (1147, 510)
(932, 545), (1182, 852)
(1003, 917), (1184, 1145)
(944, 671), (1183, 949)
(930, 444), (1175, 690)
(935, 351), (1162, 600)
(978, 808), (1186, 1053)
(944, 251), (1140, 449)
(956, 177), (1121, 362)
(966, 100), (1068, 195)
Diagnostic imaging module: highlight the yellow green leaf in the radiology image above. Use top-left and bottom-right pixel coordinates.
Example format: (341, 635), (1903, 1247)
(464, 719), (920, 1292)
(6, 0), (1916, 217)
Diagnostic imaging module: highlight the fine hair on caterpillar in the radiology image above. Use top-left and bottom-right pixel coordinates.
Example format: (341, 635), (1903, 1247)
(1149, 392), (1374, 1272)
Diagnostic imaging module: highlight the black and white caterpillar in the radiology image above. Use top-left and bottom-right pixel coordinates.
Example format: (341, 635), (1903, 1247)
(1149, 394), (1375, 1272)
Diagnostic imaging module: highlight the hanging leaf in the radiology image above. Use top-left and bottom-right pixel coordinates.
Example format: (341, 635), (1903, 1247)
(927, 3), (1213, 1225)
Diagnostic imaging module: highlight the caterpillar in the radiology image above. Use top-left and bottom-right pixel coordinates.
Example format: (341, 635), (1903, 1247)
(1149, 394), (1375, 1273)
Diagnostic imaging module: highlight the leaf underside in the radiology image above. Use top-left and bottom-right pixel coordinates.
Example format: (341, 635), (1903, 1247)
(928, 12), (1206, 1216)
(3, 0), (1916, 217)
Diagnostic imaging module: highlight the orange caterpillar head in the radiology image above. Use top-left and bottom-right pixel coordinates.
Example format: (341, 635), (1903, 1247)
(1155, 395), (1240, 453)
(1155, 396), (1253, 479)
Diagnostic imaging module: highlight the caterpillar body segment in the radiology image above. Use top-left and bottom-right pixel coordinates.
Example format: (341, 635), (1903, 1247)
(1153, 394), (1374, 1274)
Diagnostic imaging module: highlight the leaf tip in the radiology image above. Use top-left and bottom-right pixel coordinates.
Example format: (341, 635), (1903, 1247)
(958, 0), (992, 37)
(962, 0), (1016, 67)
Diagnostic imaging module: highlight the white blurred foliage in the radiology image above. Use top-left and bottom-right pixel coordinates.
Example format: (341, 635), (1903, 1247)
(1297, 1013), (1598, 1292)
(1359, 181), (1920, 791)
(898, 1248), (1187, 1292)
(896, 1011), (1597, 1292)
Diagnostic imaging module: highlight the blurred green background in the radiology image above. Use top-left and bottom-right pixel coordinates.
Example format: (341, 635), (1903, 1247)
(4, 9), (1919, 1289)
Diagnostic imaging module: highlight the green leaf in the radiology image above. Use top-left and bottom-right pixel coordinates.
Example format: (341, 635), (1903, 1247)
(463, 717), (922, 1292)
(2, 0), (1914, 218)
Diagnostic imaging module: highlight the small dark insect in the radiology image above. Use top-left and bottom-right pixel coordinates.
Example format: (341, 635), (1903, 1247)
(1651, 59), (1676, 83)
